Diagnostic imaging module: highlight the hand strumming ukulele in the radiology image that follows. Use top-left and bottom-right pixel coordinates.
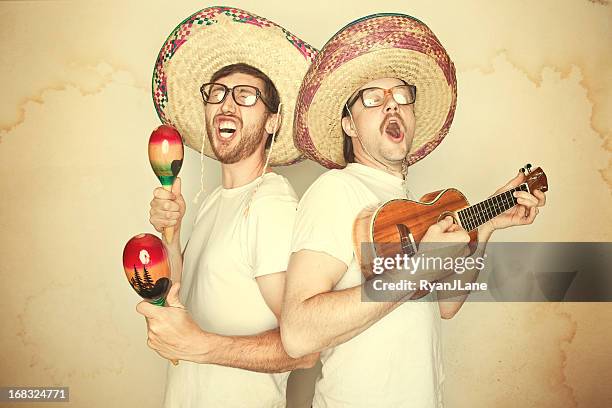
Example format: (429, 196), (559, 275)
(353, 165), (548, 279)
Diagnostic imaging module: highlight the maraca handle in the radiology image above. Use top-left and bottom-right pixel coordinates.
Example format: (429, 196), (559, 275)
(161, 185), (175, 244)
(152, 297), (179, 366)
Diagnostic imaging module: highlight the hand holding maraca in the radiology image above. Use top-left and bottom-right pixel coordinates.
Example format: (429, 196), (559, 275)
(123, 233), (179, 365)
(136, 282), (211, 364)
(149, 177), (186, 247)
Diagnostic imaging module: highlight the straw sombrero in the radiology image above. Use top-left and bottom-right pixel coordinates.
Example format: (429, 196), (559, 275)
(294, 13), (457, 169)
(153, 6), (317, 166)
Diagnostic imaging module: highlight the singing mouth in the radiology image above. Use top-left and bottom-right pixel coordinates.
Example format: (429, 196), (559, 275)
(383, 117), (404, 142)
(219, 120), (236, 138)
(215, 116), (241, 141)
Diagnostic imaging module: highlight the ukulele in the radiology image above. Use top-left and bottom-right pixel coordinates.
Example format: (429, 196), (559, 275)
(353, 164), (548, 279)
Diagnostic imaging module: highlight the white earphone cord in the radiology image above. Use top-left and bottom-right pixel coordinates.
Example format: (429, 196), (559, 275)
(261, 101), (281, 176)
(243, 102), (283, 217)
(192, 127), (208, 207)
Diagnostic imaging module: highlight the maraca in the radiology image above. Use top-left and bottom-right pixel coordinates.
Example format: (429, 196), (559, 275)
(148, 125), (184, 244)
(123, 233), (178, 365)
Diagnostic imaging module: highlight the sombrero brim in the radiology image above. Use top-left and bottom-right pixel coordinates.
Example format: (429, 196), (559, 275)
(153, 7), (317, 166)
(294, 13), (457, 169)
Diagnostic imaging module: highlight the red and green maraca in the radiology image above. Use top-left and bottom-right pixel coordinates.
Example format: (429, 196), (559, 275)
(123, 233), (172, 305)
(123, 233), (178, 365)
(148, 125), (184, 244)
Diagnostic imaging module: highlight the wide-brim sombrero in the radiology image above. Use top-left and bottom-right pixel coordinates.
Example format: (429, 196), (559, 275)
(153, 6), (317, 166)
(294, 13), (457, 169)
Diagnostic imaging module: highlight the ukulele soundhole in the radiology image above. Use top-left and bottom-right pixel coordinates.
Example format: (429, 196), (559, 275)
(396, 224), (417, 257)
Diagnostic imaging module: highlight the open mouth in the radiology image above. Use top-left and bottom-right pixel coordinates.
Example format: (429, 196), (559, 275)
(214, 116), (240, 142)
(384, 118), (404, 142)
(218, 120), (237, 138)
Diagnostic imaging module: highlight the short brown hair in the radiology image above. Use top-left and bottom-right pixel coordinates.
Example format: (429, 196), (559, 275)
(210, 63), (280, 148)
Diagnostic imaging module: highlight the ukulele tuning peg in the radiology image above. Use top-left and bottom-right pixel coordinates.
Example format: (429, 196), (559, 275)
(525, 163), (532, 173)
(519, 167), (525, 174)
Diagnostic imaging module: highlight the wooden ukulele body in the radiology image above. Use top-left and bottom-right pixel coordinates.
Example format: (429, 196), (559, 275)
(352, 166), (547, 279)
(353, 189), (478, 279)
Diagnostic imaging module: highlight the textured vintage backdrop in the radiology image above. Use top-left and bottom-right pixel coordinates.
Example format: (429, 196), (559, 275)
(0, 1), (610, 407)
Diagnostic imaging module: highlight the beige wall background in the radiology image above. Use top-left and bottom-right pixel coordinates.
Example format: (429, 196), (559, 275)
(0, 0), (610, 407)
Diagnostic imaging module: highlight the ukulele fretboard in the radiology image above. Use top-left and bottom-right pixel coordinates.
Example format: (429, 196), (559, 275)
(457, 183), (529, 231)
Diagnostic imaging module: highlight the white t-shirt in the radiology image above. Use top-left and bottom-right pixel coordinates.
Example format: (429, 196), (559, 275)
(163, 172), (297, 408)
(292, 163), (444, 408)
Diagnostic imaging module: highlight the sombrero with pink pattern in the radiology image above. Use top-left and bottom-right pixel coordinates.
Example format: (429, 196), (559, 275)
(294, 13), (457, 169)
(153, 6), (317, 166)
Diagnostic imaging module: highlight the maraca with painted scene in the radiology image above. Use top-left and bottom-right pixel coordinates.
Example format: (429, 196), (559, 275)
(148, 125), (183, 243)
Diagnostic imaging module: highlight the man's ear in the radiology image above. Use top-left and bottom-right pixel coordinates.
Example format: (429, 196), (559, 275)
(265, 113), (281, 135)
(342, 115), (356, 138)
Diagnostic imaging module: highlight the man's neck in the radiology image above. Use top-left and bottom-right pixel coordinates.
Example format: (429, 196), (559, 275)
(354, 154), (404, 179)
(220, 150), (271, 189)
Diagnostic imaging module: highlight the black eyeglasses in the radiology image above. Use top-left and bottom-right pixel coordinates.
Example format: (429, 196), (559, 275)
(346, 84), (417, 109)
(200, 83), (274, 111)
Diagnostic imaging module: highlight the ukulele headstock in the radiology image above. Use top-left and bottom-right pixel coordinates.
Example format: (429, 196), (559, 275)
(521, 164), (548, 192)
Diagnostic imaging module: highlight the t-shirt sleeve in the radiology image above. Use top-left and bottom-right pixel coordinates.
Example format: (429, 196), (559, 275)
(247, 196), (297, 278)
(291, 174), (358, 267)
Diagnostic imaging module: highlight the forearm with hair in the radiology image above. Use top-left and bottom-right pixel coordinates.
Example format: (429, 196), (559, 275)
(289, 285), (402, 353)
(284, 265), (455, 356)
(199, 328), (315, 373)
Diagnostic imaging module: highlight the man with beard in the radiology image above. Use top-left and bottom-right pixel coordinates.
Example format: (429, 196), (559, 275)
(281, 14), (546, 407)
(136, 8), (318, 408)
